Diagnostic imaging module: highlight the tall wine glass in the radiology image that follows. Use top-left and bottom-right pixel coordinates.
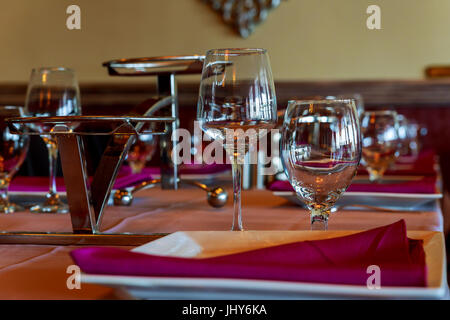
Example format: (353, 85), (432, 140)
(24, 67), (81, 213)
(0, 106), (30, 213)
(197, 48), (277, 231)
(360, 110), (400, 182)
(281, 99), (361, 230)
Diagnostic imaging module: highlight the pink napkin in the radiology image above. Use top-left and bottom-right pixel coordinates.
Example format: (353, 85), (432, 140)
(70, 220), (427, 287)
(9, 176), (67, 193)
(268, 176), (437, 194)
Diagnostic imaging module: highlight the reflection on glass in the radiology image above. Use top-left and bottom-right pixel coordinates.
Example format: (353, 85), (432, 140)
(127, 135), (158, 174)
(336, 94), (365, 119)
(326, 94), (365, 119)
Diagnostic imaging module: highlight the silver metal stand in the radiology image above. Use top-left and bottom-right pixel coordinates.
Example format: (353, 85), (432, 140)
(2, 116), (174, 245)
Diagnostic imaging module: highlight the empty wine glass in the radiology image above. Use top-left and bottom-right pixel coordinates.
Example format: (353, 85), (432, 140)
(197, 48), (277, 231)
(281, 99), (361, 230)
(396, 114), (420, 158)
(360, 110), (400, 182)
(24, 67), (81, 213)
(0, 106), (30, 213)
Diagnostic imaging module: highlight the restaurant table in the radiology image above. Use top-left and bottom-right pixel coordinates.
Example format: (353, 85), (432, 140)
(0, 187), (444, 299)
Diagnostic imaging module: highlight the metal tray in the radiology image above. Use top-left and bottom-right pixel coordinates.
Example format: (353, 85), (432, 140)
(103, 55), (205, 76)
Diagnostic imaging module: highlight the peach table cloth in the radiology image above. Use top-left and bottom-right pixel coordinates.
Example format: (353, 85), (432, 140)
(0, 188), (443, 299)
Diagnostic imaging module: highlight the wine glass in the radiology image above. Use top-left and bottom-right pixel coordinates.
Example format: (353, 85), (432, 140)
(396, 114), (420, 158)
(281, 99), (361, 230)
(360, 110), (400, 182)
(0, 106), (30, 213)
(24, 67), (81, 213)
(197, 48), (277, 231)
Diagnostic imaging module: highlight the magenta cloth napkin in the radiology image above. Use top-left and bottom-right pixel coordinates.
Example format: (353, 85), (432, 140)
(268, 176), (437, 194)
(9, 176), (67, 193)
(70, 220), (427, 287)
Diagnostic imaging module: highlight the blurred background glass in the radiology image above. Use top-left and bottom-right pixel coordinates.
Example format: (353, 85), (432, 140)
(0, 106), (29, 213)
(24, 67), (81, 213)
(360, 110), (400, 182)
(396, 114), (421, 158)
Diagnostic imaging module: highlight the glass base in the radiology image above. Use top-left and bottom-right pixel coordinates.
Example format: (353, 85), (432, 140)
(367, 168), (385, 182)
(30, 194), (69, 214)
(30, 204), (69, 214)
(0, 203), (25, 214)
(231, 223), (244, 231)
(310, 209), (330, 231)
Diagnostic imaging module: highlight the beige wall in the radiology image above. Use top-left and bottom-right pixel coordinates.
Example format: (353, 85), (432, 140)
(0, 0), (450, 83)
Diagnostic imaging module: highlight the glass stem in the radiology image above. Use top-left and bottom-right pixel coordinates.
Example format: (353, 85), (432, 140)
(368, 168), (383, 183)
(0, 186), (9, 207)
(231, 156), (243, 231)
(46, 137), (58, 197)
(310, 209), (329, 231)
(0, 176), (12, 213)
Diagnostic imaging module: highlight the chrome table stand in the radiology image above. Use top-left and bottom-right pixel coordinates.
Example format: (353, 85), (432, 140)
(1, 115), (174, 245)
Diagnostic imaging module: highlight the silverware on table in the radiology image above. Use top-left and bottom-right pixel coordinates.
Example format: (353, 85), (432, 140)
(113, 179), (228, 208)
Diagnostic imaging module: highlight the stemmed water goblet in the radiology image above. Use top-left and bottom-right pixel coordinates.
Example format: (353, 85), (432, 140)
(197, 48), (277, 231)
(281, 99), (362, 230)
(24, 67), (81, 213)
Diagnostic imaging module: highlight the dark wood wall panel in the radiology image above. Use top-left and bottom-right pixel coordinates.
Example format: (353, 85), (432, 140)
(2, 80), (450, 184)
(3, 79), (450, 108)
